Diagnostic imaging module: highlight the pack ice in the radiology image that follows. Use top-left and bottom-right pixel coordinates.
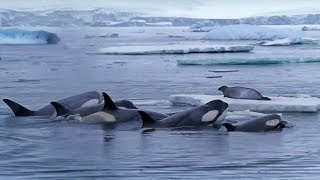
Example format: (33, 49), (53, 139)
(203, 25), (303, 40)
(98, 44), (254, 55)
(169, 94), (320, 112)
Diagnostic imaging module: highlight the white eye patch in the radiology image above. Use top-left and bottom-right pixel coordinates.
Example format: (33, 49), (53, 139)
(201, 110), (219, 122)
(265, 119), (280, 126)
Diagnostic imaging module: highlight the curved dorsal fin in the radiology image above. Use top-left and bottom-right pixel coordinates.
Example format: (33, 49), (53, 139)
(3, 99), (34, 116)
(50, 101), (71, 116)
(137, 111), (157, 128)
(102, 92), (118, 110)
(222, 123), (236, 131)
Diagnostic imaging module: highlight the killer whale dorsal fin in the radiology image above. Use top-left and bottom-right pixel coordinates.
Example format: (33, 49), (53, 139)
(262, 96), (271, 101)
(50, 101), (71, 116)
(222, 123), (236, 132)
(137, 111), (157, 128)
(102, 92), (118, 110)
(3, 99), (35, 116)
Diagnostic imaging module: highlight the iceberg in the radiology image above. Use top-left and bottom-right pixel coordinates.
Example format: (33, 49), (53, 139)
(98, 44), (254, 55)
(0, 28), (60, 44)
(261, 38), (319, 46)
(190, 20), (216, 32)
(204, 25), (303, 40)
(169, 94), (320, 112)
(177, 56), (320, 66)
(301, 26), (320, 31)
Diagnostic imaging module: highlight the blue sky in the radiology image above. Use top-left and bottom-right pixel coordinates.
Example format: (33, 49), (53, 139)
(1, 0), (319, 18)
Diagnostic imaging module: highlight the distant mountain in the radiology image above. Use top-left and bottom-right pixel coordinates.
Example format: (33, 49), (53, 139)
(1, 9), (320, 27)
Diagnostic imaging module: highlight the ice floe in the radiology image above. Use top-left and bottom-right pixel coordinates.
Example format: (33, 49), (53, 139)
(98, 44), (254, 55)
(204, 25), (303, 40)
(261, 38), (319, 46)
(169, 94), (320, 112)
(0, 28), (60, 44)
(225, 110), (279, 122)
(302, 26), (320, 31)
(177, 56), (320, 66)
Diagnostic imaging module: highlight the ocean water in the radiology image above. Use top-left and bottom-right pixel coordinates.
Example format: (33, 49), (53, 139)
(1, 26), (320, 179)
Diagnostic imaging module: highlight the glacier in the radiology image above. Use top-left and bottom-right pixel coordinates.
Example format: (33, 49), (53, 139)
(177, 56), (320, 66)
(0, 28), (60, 44)
(169, 94), (320, 112)
(203, 25), (303, 40)
(98, 44), (254, 55)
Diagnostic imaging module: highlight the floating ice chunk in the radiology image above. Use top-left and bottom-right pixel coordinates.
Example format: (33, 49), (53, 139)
(177, 56), (320, 66)
(131, 99), (172, 106)
(204, 25), (303, 40)
(302, 26), (320, 31)
(208, 69), (239, 73)
(0, 28), (60, 44)
(190, 20), (216, 32)
(225, 110), (282, 122)
(261, 38), (319, 46)
(169, 94), (320, 112)
(98, 44), (254, 55)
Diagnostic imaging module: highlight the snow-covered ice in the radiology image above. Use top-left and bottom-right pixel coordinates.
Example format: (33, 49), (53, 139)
(261, 38), (319, 46)
(131, 99), (172, 106)
(98, 44), (254, 55)
(0, 28), (60, 44)
(204, 25), (303, 40)
(169, 94), (320, 112)
(177, 56), (320, 65)
(225, 110), (279, 122)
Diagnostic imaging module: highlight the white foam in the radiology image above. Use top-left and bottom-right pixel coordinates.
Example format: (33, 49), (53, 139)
(204, 25), (303, 40)
(170, 94), (320, 112)
(261, 38), (319, 46)
(98, 44), (254, 55)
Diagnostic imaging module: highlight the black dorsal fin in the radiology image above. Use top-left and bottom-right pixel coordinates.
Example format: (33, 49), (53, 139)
(222, 123), (236, 131)
(137, 111), (157, 128)
(50, 101), (71, 116)
(3, 99), (35, 116)
(262, 96), (271, 101)
(102, 92), (118, 110)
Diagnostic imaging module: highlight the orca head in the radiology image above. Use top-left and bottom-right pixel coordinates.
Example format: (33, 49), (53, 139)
(201, 100), (229, 124)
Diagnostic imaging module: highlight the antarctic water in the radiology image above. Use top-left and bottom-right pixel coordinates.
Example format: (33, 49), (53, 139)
(1, 27), (320, 179)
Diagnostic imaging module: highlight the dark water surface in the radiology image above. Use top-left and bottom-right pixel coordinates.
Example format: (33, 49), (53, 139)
(1, 27), (320, 179)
